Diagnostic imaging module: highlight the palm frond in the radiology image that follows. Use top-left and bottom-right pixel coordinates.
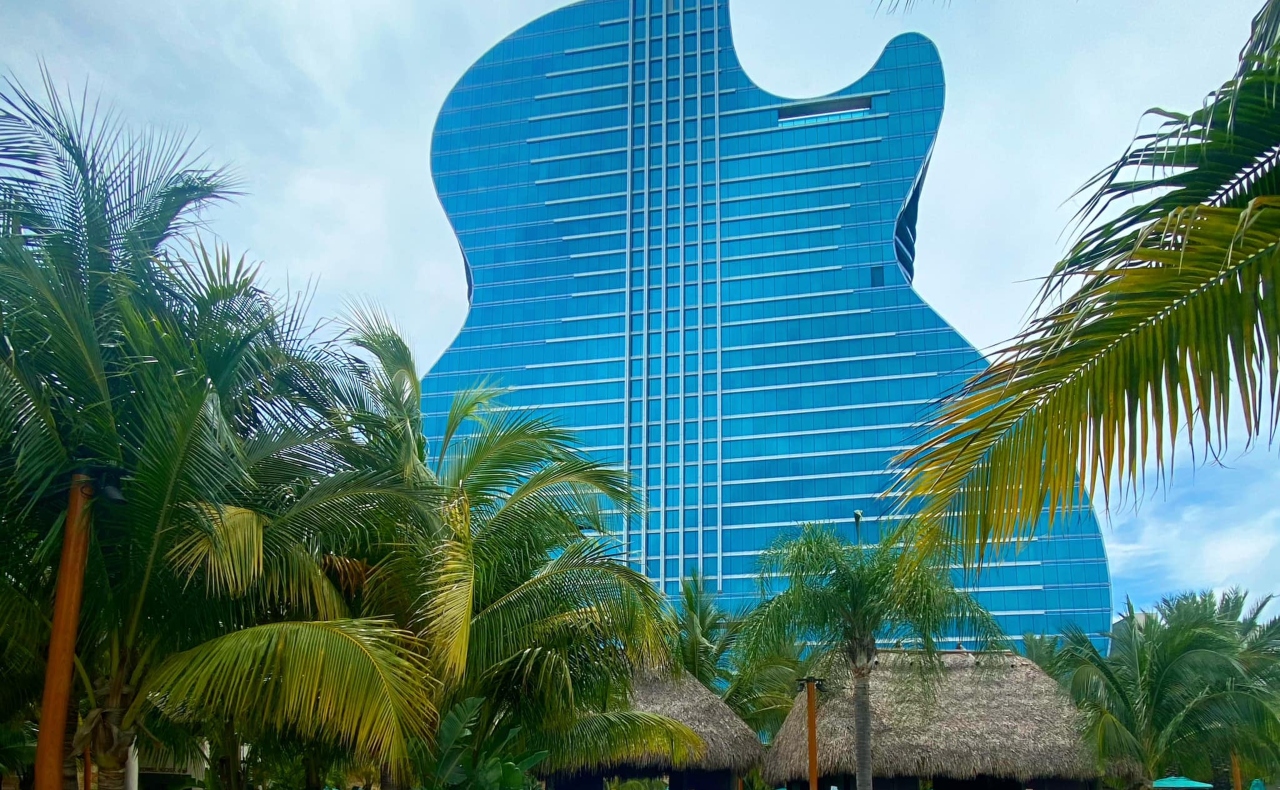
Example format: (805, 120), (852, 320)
(534, 710), (701, 774)
(892, 27), (1280, 559)
(142, 619), (435, 774)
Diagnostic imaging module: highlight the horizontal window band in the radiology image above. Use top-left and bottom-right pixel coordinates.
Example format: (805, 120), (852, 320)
(529, 126), (628, 144)
(724, 203), (853, 223)
(545, 332), (625, 343)
(562, 230), (626, 241)
(524, 357), (626, 369)
(720, 137), (881, 162)
(531, 146), (628, 164)
(718, 90), (890, 118)
(563, 41), (628, 55)
(720, 264), (843, 283)
(722, 446), (915, 464)
(507, 377), (625, 391)
(722, 288), (855, 306)
(553, 211), (627, 223)
(779, 94), (874, 121)
(721, 351), (916, 372)
(720, 307), (870, 327)
(720, 244), (840, 263)
(529, 102), (628, 122)
(723, 331), (896, 351)
(535, 168), (627, 185)
(719, 422), (918, 441)
(720, 224), (842, 243)
(719, 397), (930, 417)
(721, 161), (871, 184)
(534, 82), (629, 101)
(546, 190), (627, 205)
(722, 371), (935, 395)
(720, 182), (862, 203)
(560, 311), (626, 322)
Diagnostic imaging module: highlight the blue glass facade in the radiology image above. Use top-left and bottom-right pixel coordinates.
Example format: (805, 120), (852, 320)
(423, 0), (1112, 643)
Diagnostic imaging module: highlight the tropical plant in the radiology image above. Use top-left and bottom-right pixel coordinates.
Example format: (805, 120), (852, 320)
(744, 524), (1003, 790)
(667, 572), (807, 738)
(396, 385), (699, 774)
(0, 721), (35, 780)
(418, 697), (546, 790)
(1018, 633), (1064, 677)
(891, 0), (1280, 560)
(1048, 590), (1280, 785)
(0, 76), (439, 790)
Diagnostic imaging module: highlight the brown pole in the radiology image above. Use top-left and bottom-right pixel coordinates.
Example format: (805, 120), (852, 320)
(35, 473), (93, 790)
(1231, 752), (1242, 790)
(806, 677), (819, 790)
(82, 744), (91, 790)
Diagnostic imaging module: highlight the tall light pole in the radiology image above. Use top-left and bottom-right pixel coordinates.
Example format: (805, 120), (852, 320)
(798, 676), (824, 790)
(853, 510), (863, 546)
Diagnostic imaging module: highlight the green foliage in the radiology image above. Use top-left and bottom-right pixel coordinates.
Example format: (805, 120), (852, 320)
(0, 721), (35, 777)
(403, 386), (699, 773)
(420, 698), (546, 790)
(891, 0), (1280, 562)
(1019, 633), (1064, 677)
(744, 524), (1004, 671)
(743, 524), (1003, 790)
(1045, 590), (1280, 783)
(668, 572), (807, 739)
(0, 75), (430, 780)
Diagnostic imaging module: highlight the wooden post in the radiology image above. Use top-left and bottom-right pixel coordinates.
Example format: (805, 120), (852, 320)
(35, 474), (93, 790)
(806, 677), (819, 790)
(1231, 752), (1242, 790)
(82, 744), (91, 790)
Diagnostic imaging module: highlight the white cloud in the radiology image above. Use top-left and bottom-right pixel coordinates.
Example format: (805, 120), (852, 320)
(1104, 452), (1280, 609)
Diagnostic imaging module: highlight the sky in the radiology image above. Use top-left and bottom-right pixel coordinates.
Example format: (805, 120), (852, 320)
(1, 0), (1274, 615)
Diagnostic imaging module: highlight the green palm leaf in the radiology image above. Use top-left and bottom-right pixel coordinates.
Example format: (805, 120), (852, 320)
(892, 21), (1280, 558)
(142, 619), (435, 774)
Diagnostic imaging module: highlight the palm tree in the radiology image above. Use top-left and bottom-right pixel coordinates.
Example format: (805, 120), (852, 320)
(0, 77), (438, 789)
(744, 524), (1003, 790)
(1018, 633), (1064, 677)
(406, 386), (699, 772)
(891, 0), (1280, 559)
(667, 572), (807, 739)
(1050, 591), (1280, 785)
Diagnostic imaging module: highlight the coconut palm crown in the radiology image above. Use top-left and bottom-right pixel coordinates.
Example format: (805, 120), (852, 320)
(743, 524), (1003, 790)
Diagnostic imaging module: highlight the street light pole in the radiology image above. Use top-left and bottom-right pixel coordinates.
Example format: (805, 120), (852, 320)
(799, 676), (822, 790)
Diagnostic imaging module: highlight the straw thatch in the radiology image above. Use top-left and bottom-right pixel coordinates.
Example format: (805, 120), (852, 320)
(765, 653), (1105, 784)
(622, 671), (764, 774)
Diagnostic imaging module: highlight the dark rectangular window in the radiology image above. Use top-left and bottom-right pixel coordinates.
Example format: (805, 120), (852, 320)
(778, 94), (872, 121)
(870, 265), (884, 287)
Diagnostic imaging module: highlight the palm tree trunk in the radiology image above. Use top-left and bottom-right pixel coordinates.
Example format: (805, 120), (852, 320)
(94, 768), (124, 790)
(853, 670), (872, 790)
(303, 756), (322, 790)
(35, 476), (93, 790)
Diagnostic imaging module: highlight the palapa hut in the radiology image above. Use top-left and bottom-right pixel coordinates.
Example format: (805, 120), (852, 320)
(765, 652), (1115, 790)
(551, 671), (763, 790)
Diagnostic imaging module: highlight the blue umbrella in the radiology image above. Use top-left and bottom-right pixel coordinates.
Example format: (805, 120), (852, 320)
(1152, 778), (1214, 788)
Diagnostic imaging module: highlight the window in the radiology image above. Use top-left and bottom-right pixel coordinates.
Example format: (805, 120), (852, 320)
(777, 94), (873, 126)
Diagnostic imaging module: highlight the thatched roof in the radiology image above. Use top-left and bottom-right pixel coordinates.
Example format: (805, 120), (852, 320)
(623, 671), (764, 774)
(765, 652), (1105, 783)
